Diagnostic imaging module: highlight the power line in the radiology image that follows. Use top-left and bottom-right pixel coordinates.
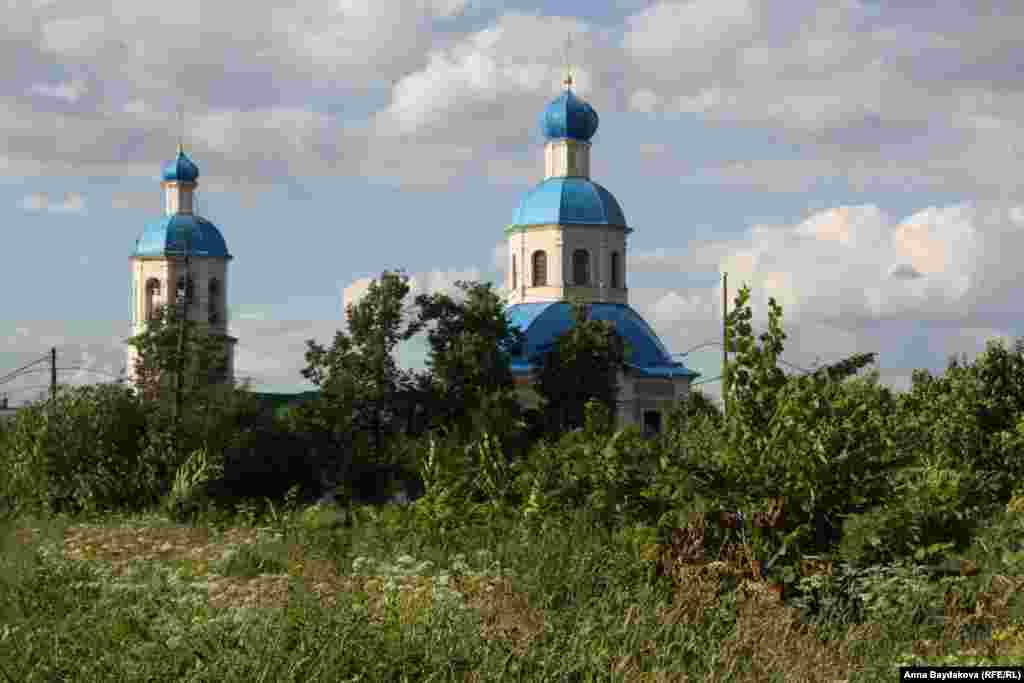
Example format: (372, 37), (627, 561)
(673, 339), (836, 376)
(0, 355), (51, 386)
(0, 366), (125, 385)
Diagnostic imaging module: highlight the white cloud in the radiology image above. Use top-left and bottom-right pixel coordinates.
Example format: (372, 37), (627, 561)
(16, 192), (86, 214)
(18, 193), (48, 211)
(622, 199), (1024, 405)
(376, 13), (595, 140)
(623, 0), (759, 64)
(342, 267), (483, 315)
(51, 193), (86, 213)
(628, 88), (660, 113)
(28, 79), (88, 102)
(40, 16), (109, 57)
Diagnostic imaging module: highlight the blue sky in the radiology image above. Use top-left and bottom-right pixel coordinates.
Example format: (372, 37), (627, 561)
(3, 1), (1024, 404)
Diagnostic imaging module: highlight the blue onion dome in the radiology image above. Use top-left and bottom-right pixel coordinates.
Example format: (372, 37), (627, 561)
(512, 177), (626, 227)
(133, 214), (230, 258)
(540, 88), (599, 141)
(161, 145), (200, 183)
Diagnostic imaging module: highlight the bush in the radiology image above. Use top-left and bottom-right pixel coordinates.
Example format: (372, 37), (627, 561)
(511, 411), (657, 530)
(838, 464), (990, 567)
(0, 385), (154, 515)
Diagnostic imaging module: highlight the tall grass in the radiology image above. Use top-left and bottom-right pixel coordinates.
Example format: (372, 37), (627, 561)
(3, 499), (1022, 682)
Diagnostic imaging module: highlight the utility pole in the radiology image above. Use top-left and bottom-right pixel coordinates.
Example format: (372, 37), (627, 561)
(173, 241), (191, 433)
(722, 272), (728, 420)
(50, 347), (57, 403)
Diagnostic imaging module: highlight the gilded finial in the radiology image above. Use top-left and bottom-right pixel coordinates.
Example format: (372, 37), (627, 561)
(176, 101), (186, 154)
(563, 33), (573, 89)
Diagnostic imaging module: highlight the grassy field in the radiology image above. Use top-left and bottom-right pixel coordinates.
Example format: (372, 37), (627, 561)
(2, 502), (1023, 682)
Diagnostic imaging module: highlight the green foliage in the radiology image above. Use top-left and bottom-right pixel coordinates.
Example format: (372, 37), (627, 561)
(530, 299), (629, 435)
(839, 462), (985, 566)
(213, 542), (290, 578)
(0, 384), (154, 515)
(127, 301), (231, 408)
(511, 417), (656, 530)
(676, 283), (897, 557)
(300, 270), (425, 484)
(161, 447), (225, 524)
(895, 339), (1024, 504)
(666, 388), (723, 433)
(722, 284), (789, 434)
(414, 280), (525, 437)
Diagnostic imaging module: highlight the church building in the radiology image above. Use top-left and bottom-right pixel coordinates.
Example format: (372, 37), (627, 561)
(126, 146), (236, 387)
(503, 73), (699, 435)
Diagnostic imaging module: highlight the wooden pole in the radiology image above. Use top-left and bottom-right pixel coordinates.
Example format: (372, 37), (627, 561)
(50, 347), (57, 403)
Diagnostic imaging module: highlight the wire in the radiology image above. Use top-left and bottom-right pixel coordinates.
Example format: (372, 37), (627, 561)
(0, 355), (51, 385)
(0, 366), (125, 384)
(671, 339), (837, 376)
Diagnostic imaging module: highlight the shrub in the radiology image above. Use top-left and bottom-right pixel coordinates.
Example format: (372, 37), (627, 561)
(838, 464), (989, 567)
(0, 385), (154, 515)
(511, 413), (656, 530)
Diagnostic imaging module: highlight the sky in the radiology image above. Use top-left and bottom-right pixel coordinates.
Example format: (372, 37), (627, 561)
(3, 0), (1024, 406)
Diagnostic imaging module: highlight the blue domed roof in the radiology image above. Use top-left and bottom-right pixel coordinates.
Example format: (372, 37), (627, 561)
(504, 302), (700, 379)
(540, 89), (599, 141)
(161, 148), (199, 183)
(512, 177), (627, 228)
(133, 214), (230, 258)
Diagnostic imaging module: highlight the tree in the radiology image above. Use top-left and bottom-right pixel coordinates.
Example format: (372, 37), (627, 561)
(300, 270), (424, 488)
(127, 301), (244, 477)
(530, 300), (629, 435)
(128, 302), (231, 406)
(708, 282), (901, 555)
(414, 280), (525, 439)
(671, 387), (723, 429)
(722, 284), (788, 436)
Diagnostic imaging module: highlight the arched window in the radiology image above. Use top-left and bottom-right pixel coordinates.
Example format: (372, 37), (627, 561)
(532, 250), (547, 287)
(642, 410), (662, 438)
(511, 254), (517, 290)
(572, 249), (590, 285)
(176, 276), (194, 306)
(144, 278), (161, 321)
(208, 277), (221, 324)
(610, 251), (620, 288)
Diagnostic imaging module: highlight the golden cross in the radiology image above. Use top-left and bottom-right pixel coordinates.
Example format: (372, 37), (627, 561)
(176, 102), (185, 154)
(563, 33), (573, 88)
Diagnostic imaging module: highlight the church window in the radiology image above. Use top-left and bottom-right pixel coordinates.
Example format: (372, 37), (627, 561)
(208, 278), (221, 324)
(512, 254), (517, 290)
(572, 249), (590, 285)
(642, 410), (662, 438)
(144, 278), (161, 321)
(610, 251), (620, 288)
(532, 250), (547, 286)
(176, 276), (195, 306)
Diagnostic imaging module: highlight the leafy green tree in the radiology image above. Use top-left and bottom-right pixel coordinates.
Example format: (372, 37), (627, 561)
(530, 300), (629, 435)
(128, 301), (231, 408)
(127, 301), (251, 492)
(414, 280), (525, 440)
(300, 270), (425, 490)
(691, 283), (904, 559)
(667, 387), (723, 433)
(722, 284), (788, 435)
